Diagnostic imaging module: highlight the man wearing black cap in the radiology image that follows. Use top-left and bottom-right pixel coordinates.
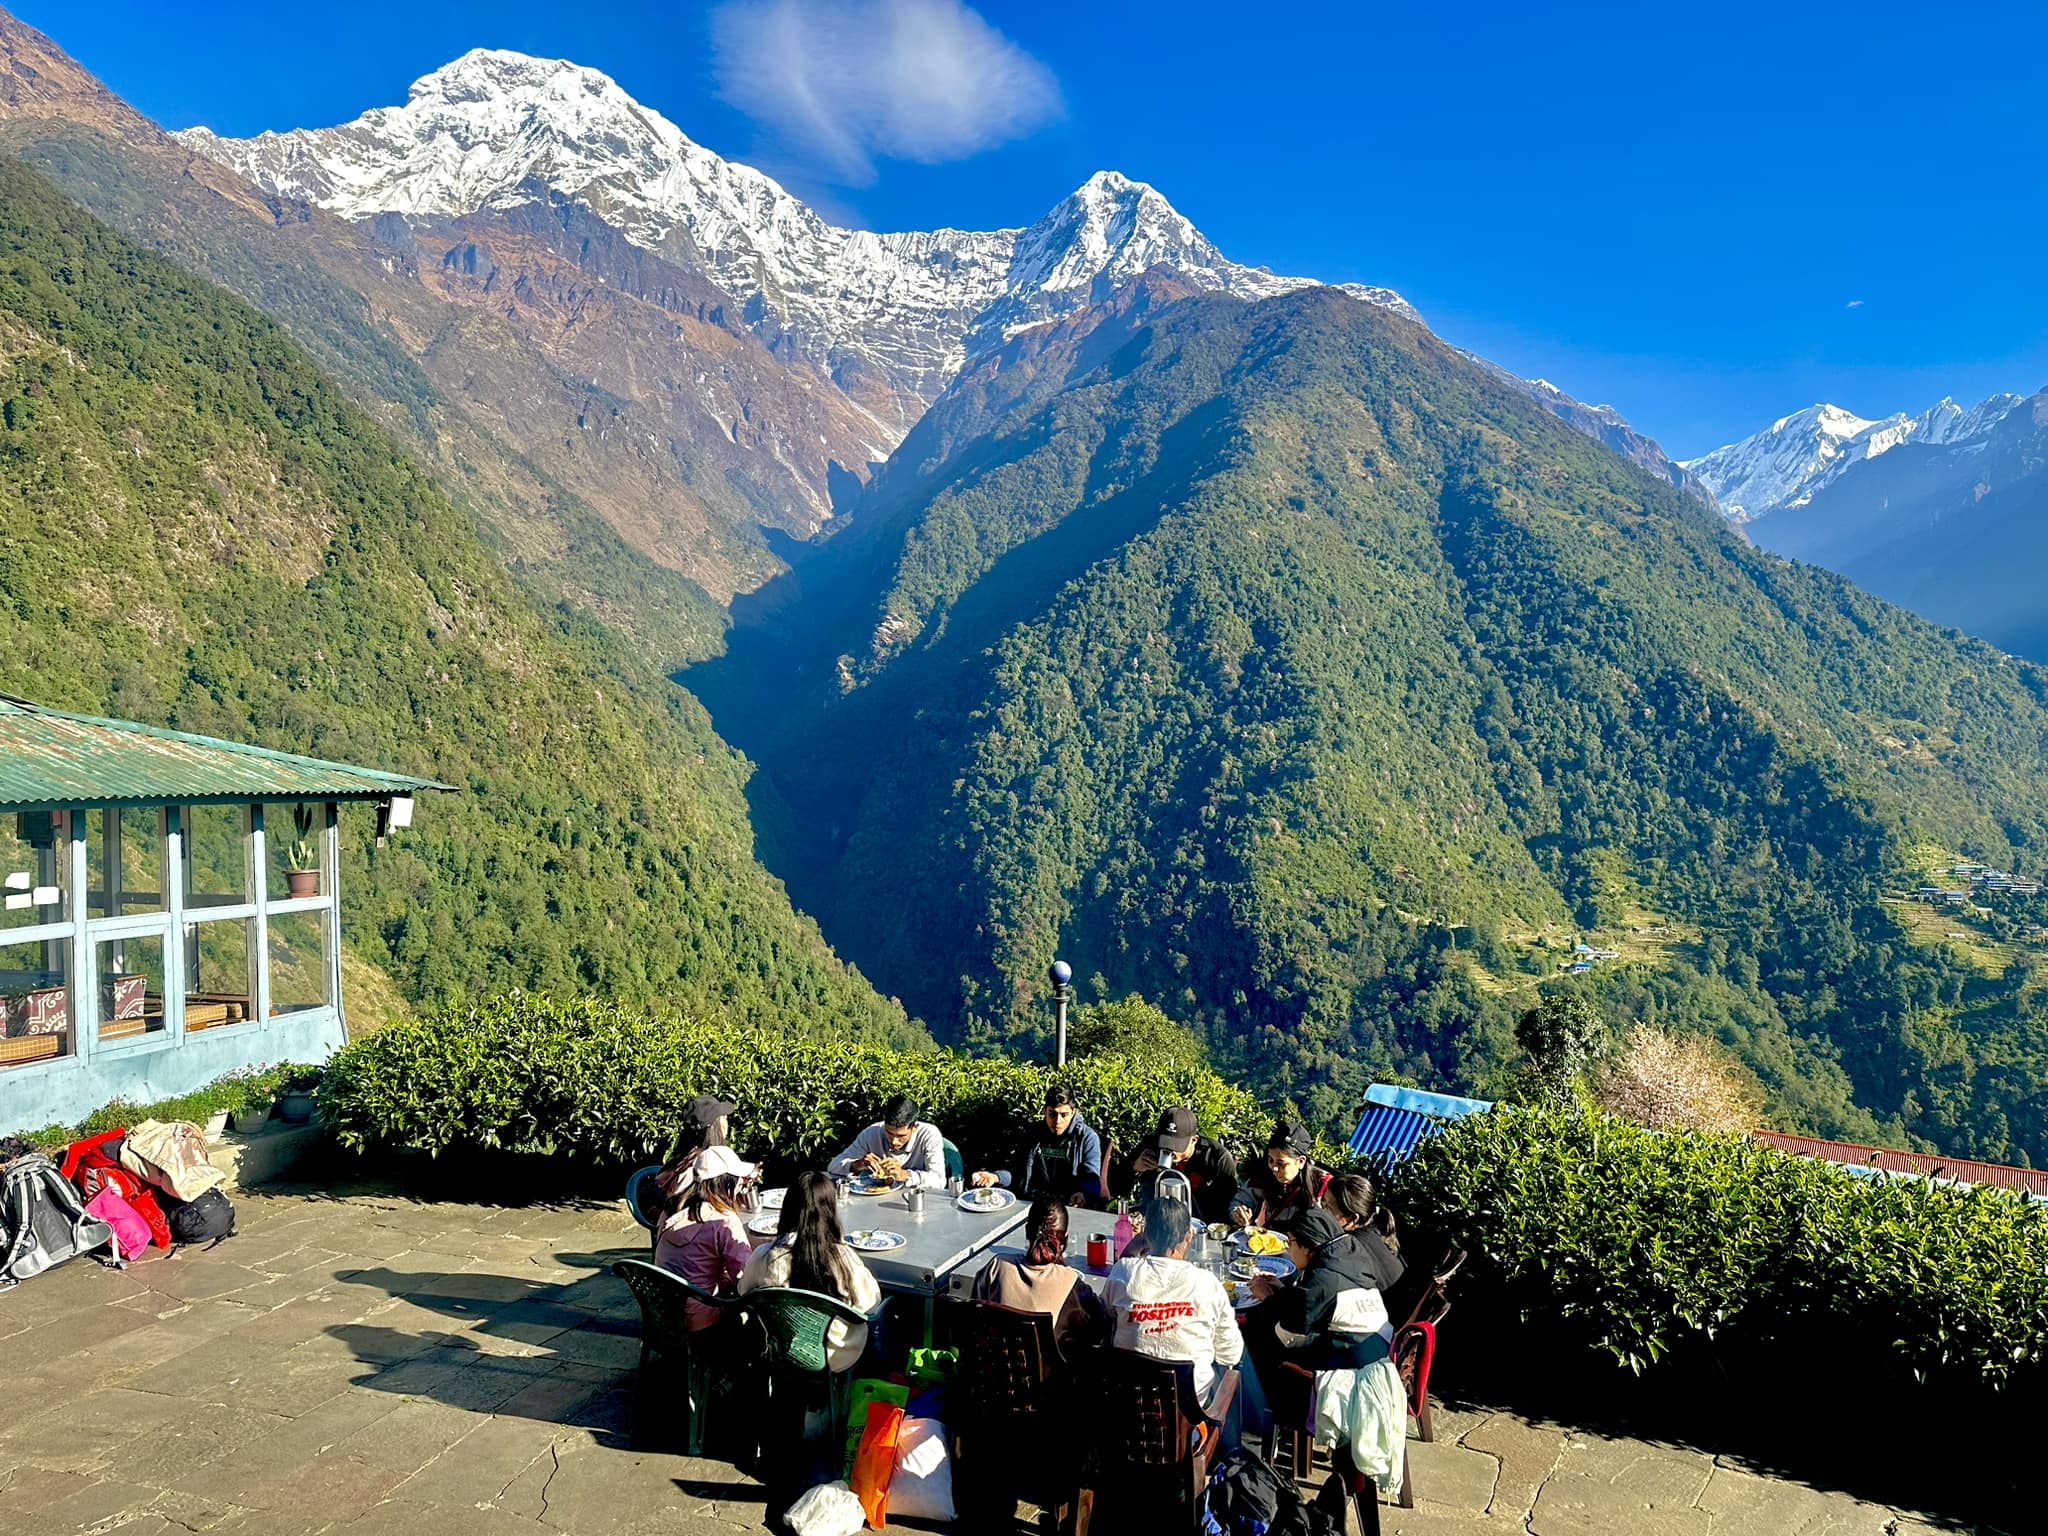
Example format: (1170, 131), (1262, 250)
(1229, 1118), (1331, 1231)
(1130, 1106), (1239, 1224)
(969, 1084), (1105, 1207)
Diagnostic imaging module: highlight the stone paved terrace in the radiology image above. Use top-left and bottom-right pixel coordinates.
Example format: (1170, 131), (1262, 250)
(0, 1185), (1989, 1536)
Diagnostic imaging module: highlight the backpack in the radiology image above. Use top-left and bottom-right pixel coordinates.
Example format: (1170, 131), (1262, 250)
(166, 1187), (235, 1245)
(2, 1153), (117, 1287)
(1201, 1450), (1292, 1535)
(1201, 1450), (1341, 1536)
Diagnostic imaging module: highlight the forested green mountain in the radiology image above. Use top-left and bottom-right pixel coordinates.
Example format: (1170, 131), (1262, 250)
(695, 276), (2048, 1155)
(0, 158), (912, 1043)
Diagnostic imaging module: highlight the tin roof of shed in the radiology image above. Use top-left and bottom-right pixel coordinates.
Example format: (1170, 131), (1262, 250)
(0, 696), (455, 811)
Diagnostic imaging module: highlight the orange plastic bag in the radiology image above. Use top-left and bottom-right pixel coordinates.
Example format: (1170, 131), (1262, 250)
(849, 1401), (906, 1528)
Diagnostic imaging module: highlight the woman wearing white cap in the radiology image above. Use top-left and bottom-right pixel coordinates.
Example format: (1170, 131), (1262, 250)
(654, 1143), (758, 1344)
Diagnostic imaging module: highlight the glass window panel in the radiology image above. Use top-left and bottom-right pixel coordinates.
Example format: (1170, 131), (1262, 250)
(185, 918), (254, 1034)
(1, 934), (72, 1067)
(86, 808), (168, 918)
(267, 911), (331, 1016)
(266, 802), (328, 902)
(184, 805), (249, 908)
(95, 931), (166, 1044)
(2, 811), (68, 932)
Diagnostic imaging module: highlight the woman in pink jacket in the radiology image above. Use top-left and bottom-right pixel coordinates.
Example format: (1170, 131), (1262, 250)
(654, 1144), (755, 1342)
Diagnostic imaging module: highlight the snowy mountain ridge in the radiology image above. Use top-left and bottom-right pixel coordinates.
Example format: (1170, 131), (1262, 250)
(1685, 393), (2026, 522)
(176, 50), (1413, 436)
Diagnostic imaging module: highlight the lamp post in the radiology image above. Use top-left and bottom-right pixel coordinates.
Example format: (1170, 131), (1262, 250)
(1049, 959), (1075, 1066)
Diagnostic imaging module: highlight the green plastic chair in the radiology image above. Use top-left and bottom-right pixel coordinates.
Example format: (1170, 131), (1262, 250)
(612, 1258), (740, 1455)
(745, 1285), (876, 1450)
(942, 1138), (965, 1183)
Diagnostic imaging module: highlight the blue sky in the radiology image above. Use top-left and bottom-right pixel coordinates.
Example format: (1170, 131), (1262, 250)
(28, 0), (2048, 457)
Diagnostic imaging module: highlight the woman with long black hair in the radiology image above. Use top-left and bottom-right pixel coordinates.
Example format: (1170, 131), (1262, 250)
(738, 1170), (882, 1372)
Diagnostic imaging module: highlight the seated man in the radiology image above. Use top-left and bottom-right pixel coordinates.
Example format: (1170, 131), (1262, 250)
(827, 1093), (947, 1190)
(969, 1084), (1105, 1207)
(1102, 1196), (1243, 1405)
(1130, 1106), (1239, 1224)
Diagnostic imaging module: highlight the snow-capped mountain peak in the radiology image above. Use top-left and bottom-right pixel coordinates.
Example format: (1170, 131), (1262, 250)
(175, 52), (1414, 435)
(1685, 394), (2026, 522)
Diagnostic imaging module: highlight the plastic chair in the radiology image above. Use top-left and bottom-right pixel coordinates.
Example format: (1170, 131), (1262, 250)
(624, 1165), (664, 1244)
(612, 1258), (742, 1455)
(745, 1285), (876, 1452)
(942, 1138), (965, 1183)
(1074, 1350), (1236, 1534)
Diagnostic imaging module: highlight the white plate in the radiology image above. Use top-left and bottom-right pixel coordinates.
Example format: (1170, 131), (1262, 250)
(956, 1187), (1016, 1213)
(757, 1188), (786, 1211)
(747, 1211), (782, 1237)
(845, 1229), (907, 1252)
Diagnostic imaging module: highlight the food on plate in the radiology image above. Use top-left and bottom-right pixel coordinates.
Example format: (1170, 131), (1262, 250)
(1244, 1228), (1287, 1257)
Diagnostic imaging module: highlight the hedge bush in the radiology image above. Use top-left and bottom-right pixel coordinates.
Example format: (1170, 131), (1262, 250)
(321, 991), (1274, 1175)
(1393, 1102), (2048, 1392)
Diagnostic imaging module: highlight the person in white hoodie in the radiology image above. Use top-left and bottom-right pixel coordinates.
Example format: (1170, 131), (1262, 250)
(1102, 1195), (1243, 1405)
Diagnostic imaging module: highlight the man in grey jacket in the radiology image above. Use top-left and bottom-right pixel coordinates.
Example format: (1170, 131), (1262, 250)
(827, 1094), (948, 1190)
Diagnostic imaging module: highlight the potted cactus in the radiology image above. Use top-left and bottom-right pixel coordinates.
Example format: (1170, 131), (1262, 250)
(284, 803), (319, 898)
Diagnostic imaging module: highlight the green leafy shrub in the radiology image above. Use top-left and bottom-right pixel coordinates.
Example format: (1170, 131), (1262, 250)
(321, 991), (1272, 1171)
(1393, 1102), (2048, 1392)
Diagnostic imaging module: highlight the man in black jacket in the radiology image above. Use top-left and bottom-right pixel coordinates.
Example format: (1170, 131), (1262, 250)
(1130, 1105), (1240, 1224)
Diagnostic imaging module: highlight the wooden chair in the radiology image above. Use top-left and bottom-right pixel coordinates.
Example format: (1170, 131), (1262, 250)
(951, 1300), (1079, 1531)
(1395, 1244), (1466, 1333)
(611, 1258), (743, 1455)
(1074, 1350), (1237, 1534)
(1390, 1321), (1439, 1507)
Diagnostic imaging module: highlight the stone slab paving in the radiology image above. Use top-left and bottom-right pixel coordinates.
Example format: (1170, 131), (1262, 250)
(0, 1183), (1993, 1536)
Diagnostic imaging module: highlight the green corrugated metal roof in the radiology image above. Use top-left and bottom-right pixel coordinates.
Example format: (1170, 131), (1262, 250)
(0, 696), (456, 812)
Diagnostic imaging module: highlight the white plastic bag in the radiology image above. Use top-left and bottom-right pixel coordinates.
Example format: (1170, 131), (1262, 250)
(887, 1418), (956, 1522)
(783, 1479), (866, 1536)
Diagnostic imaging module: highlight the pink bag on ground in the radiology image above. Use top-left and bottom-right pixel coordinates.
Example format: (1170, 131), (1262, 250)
(84, 1187), (150, 1261)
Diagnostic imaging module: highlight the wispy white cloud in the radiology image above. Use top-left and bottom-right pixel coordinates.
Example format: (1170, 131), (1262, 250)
(1845, 298), (1865, 309)
(709, 0), (1063, 185)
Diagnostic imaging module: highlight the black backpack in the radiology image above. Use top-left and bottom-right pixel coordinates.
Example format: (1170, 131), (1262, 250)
(166, 1188), (235, 1245)
(1201, 1449), (1343, 1536)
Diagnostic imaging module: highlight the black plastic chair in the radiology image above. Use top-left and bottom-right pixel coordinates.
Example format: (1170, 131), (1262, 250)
(612, 1258), (742, 1455)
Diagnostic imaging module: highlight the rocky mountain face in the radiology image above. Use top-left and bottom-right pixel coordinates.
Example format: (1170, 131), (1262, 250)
(1685, 394), (2026, 522)
(1751, 391), (2048, 661)
(176, 50), (1417, 440)
(6, 14), (1705, 610)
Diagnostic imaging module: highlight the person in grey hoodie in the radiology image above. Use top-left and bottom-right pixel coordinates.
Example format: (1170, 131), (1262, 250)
(827, 1094), (948, 1190)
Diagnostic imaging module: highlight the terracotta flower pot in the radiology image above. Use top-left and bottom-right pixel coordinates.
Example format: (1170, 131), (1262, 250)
(285, 869), (320, 899)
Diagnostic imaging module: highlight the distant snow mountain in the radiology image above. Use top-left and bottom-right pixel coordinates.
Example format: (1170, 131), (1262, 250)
(176, 50), (1414, 439)
(1684, 394), (2026, 522)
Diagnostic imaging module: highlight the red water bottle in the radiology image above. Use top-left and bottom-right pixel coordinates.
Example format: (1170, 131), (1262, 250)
(1111, 1202), (1134, 1261)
